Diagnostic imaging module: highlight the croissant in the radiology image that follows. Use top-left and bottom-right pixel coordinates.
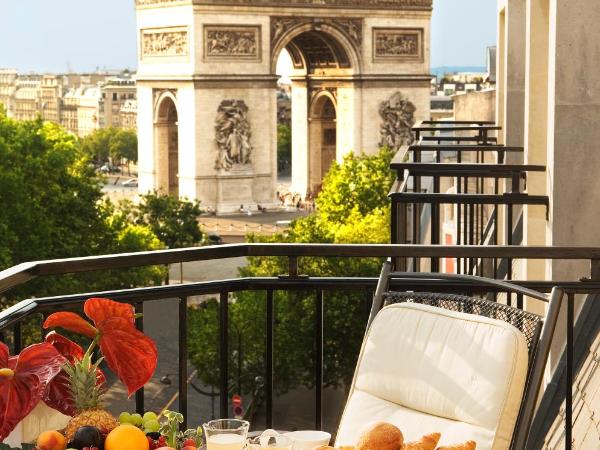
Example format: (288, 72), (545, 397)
(436, 441), (476, 450)
(403, 432), (441, 450)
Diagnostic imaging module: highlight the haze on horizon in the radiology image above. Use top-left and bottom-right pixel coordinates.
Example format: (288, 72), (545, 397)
(0, 0), (496, 74)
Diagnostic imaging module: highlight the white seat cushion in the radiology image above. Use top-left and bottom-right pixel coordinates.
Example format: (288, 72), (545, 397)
(336, 302), (529, 450)
(336, 389), (495, 449)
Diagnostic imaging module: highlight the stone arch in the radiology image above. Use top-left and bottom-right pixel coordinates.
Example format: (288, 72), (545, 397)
(271, 22), (362, 75)
(308, 90), (338, 194)
(154, 91), (179, 197)
(272, 22), (360, 197)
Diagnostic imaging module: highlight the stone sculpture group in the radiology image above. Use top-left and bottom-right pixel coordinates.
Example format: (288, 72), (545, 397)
(215, 100), (253, 171)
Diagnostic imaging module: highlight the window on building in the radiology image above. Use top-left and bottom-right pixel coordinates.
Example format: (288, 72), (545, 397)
(112, 93), (117, 101)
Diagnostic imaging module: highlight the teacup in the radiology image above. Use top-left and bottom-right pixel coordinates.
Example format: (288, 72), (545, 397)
(283, 430), (331, 450)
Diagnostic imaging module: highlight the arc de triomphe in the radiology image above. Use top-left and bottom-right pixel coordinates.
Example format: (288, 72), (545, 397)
(135, 0), (432, 212)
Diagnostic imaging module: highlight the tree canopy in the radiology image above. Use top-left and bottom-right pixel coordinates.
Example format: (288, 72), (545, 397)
(119, 192), (204, 249)
(80, 127), (138, 167)
(0, 112), (165, 309)
(188, 148), (394, 397)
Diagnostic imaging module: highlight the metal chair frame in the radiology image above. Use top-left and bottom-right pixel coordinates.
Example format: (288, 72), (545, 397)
(368, 260), (564, 450)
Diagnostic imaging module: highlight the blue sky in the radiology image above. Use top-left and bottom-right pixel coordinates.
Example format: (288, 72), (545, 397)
(0, 0), (496, 73)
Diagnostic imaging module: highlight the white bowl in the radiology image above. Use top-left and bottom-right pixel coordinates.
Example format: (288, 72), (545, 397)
(284, 430), (331, 450)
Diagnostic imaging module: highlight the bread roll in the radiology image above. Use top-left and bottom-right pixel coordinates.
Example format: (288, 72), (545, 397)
(403, 432), (441, 450)
(356, 422), (404, 450)
(436, 441), (476, 450)
(311, 446), (335, 450)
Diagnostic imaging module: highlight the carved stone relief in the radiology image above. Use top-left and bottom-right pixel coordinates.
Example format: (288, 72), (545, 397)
(137, 0), (432, 9)
(373, 28), (423, 62)
(271, 17), (362, 53)
(215, 100), (253, 171)
(136, 0), (183, 5)
(142, 27), (188, 58)
(379, 92), (416, 152)
(204, 26), (261, 60)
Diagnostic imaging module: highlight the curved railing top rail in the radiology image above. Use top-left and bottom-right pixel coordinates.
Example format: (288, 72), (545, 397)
(3, 244), (600, 295)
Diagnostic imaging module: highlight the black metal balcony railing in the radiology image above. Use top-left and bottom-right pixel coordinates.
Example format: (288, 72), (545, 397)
(1, 243), (600, 449)
(0, 119), (593, 450)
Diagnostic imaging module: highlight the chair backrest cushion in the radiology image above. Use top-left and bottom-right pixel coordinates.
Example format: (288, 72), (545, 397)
(352, 302), (528, 443)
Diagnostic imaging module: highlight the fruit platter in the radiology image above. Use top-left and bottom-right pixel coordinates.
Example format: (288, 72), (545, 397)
(0, 298), (201, 450)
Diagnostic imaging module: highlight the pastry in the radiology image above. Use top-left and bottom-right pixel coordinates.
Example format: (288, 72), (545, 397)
(356, 422), (404, 450)
(436, 441), (476, 450)
(403, 432), (441, 450)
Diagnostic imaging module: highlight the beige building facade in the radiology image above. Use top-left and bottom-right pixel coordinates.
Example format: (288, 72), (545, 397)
(135, 0), (432, 212)
(102, 77), (137, 128)
(495, 0), (600, 447)
(13, 76), (42, 121)
(40, 75), (64, 123)
(0, 69), (18, 116)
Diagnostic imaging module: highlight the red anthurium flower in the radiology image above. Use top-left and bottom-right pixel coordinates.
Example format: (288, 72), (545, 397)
(0, 341), (65, 441)
(42, 311), (97, 338)
(43, 332), (106, 416)
(44, 298), (158, 397)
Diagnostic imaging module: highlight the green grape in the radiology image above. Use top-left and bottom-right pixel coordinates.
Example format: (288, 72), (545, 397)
(144, 419), (161, 433)
(142, 411), (158, 424)
(130, 413), (143, 426)
(119, 412), (132, 424)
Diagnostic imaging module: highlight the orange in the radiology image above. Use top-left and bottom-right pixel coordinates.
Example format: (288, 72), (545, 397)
(104, 424), (149, 450)
(37, 430), (66, 450)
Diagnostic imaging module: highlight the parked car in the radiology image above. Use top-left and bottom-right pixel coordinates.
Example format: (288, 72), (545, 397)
(206, 232), (223, 245)
(122, 178), (138, 187)
(99, 164), (121, 174)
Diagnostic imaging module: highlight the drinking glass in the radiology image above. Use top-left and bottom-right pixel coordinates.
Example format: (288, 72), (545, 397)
(203, 419), (250, 450)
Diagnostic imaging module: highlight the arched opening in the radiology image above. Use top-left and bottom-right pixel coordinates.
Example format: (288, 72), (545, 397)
(274, 25), (357, 201)
(154, 94), (179, 197)
(309, 93), (337, 194)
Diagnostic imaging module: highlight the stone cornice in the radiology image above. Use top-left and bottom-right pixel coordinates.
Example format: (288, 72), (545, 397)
(136, 0), (431, 10)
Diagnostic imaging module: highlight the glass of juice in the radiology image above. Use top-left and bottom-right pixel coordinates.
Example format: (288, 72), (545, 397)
(203, 419), (250, 450)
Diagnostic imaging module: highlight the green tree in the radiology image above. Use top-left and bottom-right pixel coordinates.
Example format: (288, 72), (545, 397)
(277, 124), (292, 175)
(0, 112), (165, 311)
(109, 128), (137, 175)
(123, 192), (204, 249)
(80, 127), (138, 173)
(80, 127), (112, 164)
(188, 149), (394, 397)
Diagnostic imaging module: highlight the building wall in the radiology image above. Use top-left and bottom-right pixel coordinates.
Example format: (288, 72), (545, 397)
(453, 89), (496, 123)
(103, 81), (137, 128)
(505, 0), (600, 446)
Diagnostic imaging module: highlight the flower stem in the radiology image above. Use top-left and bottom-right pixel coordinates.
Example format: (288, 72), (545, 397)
(84, 333), (101, 358)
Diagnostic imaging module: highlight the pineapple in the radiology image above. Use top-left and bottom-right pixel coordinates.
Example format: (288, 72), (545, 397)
(63, 351), (119, 442)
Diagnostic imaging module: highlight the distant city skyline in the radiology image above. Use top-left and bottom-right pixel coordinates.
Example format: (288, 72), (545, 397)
(0, 0), (496, 73)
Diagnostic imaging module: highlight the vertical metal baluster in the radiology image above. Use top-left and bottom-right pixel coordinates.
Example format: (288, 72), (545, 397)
(469, 203), (475, 274)
(13, 322), (22, 353)
(463, 176), (469, 274)
(266, 289), (274, 429)
(179, 297), (188, 429)
(220, 291), (229, 419)
(40, 312), (48, 339)
(506, 203), (514, 306)
(135, 302), (145, 414)
(456, 176), (462, 274)
(315, 290), (324, 431)
(566, 293), (574, 450)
